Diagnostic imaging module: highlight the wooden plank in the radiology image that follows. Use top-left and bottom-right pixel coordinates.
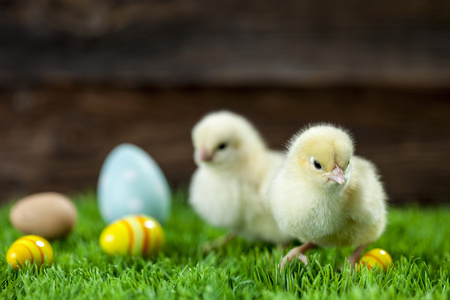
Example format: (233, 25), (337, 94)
(0, 0), (449, 87)
(0, 86), (449, 205)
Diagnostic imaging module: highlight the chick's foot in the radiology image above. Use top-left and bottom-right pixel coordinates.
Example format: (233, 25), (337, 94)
(280, 241), (316, 271)
(339, 243), (369, 273)
(347, 243), (369, 271)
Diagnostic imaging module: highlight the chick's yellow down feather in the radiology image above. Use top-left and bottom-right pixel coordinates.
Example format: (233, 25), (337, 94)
(189, 111), (293, 247)
(268, 124), (387, 269)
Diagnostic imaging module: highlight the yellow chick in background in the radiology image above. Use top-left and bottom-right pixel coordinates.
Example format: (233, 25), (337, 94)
(268, 124), (387, 270)
(189, 111), (293, 250)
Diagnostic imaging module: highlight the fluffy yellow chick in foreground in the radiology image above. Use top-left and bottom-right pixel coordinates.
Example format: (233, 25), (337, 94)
(268, 124), (387, 269)
(189, 111), (293, 250)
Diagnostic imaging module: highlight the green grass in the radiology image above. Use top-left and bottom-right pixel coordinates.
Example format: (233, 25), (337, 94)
(1, 190), (449, 299)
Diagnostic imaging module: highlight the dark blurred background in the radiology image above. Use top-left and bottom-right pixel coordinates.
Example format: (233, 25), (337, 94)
(0, 0), (449, 205)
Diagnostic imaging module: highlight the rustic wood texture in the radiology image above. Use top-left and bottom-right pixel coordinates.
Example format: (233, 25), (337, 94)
(0, 0), (449, 87)
(0, 86), (448, 205)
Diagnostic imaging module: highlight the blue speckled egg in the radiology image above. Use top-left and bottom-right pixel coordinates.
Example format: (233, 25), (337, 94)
(98, 144), (171, 225)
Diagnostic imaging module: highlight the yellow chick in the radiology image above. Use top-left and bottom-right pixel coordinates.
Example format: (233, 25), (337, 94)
(268, 124), (387, 269)
(189, 111), (293, 250)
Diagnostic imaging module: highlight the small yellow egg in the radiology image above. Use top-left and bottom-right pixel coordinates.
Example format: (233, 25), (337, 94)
(100, 214), (164, 256)
(6, 235), (53, 269)
(358, 248), (392, 272)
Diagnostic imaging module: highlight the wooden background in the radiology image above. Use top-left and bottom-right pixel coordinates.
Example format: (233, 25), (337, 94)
(0, 0), (449, 205)
(0, 86), (449, 205)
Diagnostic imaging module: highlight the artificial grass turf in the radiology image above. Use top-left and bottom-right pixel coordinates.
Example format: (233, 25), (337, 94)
(0, 190), (449, 299)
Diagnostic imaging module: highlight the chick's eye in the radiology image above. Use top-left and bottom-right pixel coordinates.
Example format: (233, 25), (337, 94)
(313, 160), (322, 170)
(217, 143), (227, 150)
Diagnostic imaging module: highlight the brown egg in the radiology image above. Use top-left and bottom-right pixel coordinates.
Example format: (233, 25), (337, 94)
(10, 192), (77, 239)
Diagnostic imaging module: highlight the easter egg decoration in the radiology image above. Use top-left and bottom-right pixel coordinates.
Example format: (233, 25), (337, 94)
(99, 214), (164, 256)
(10, 192), (77, 240)
(6, 235), (53, 269)
(98, 144), (171, 225)
(358, 248), (392, 272)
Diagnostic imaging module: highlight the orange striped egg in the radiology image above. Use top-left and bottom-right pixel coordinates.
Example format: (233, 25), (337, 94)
(6, 235), (53, 269)
(99, 214), (164, 256)
(358, 248), (392, 272)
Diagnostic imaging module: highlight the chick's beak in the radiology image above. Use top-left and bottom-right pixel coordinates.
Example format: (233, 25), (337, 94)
(195, 148), (213, 162)
(326, 165), (345, 185)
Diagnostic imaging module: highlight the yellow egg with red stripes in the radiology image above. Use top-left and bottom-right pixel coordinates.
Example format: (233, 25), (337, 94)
(99, 214), (164, 256)
(6, 235), (53, 269)
(358, 248), (392, 272)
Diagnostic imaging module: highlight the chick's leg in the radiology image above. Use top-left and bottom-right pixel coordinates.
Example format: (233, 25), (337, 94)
(201, 232), (236, 253)
(347, 243), (369, 269)
(281, 241), (316, 270)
